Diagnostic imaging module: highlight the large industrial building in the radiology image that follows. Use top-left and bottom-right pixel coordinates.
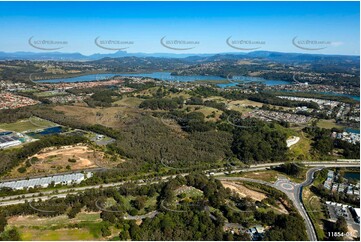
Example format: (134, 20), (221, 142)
(0, 172), (92, 190)
(0, 131), (22, 149)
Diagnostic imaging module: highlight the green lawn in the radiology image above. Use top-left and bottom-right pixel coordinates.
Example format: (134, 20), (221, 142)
(20, 227), (97, 241)
(239, 170), (282, 183)
(7, 212), (107, 241)
(0, 117), (56, 132)
(317, 119), (343, 130)
(287, 132), (313, 161)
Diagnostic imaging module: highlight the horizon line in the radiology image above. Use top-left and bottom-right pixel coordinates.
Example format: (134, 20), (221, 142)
(0, 50), (359, 57)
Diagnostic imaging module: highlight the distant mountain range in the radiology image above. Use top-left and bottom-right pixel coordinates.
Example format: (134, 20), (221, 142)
(0, 50), (217, 61)
(0, 50), (359, 62)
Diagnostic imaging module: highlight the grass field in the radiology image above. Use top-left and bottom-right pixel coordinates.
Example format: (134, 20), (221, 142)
(237, 166), (307, 183)
(6, 212), (123, 241)
(239, 170), (282, 183)
(317, 119), (343, 130)
(226, 99), (294, 114)
(19, 228), (98, 241)
(287, 132), (313, 161)
(0, 117), (56, 132)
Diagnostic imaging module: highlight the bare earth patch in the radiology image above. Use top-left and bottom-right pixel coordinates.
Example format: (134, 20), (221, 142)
(221, 181), (267, 201)
(7, 145), (109, 178)
(31, 145), (100, 169)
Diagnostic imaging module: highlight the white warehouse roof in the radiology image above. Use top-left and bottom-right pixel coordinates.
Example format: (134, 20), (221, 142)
(0, 172), (91, 190)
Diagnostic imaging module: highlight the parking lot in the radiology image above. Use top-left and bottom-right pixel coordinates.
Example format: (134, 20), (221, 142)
(326, 202), (355, 223)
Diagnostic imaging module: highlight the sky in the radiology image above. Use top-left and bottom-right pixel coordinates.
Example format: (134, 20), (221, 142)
(0, 1), (359, 55)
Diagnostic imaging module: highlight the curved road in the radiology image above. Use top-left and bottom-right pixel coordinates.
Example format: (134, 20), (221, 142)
(218, 167), (322, 241)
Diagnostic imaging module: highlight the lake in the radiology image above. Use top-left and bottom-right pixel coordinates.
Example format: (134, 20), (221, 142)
(27, 126), (63, 137)
(346, 128), (360, 134)
(344, 172), (360, 181)
(37, 72), (290, 86)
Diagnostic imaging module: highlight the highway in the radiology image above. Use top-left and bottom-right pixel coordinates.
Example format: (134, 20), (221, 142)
(1, 160), (358, 203)
(0, 160), (359, 241)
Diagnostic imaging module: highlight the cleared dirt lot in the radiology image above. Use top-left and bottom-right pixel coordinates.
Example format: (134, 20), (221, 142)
(31, 145), (99, 169)
(7, 145), (109, 178)
(221, 181), (267, 201)
(222, 181), (289, 214)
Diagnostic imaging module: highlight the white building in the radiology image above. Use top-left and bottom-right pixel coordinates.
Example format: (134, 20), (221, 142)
(0, 172), (92, 190)
(0, 139), (21, 149)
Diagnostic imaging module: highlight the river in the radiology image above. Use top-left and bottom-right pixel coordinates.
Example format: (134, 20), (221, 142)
(37, 72), (359, 101)
(36, 72), (290, 86)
